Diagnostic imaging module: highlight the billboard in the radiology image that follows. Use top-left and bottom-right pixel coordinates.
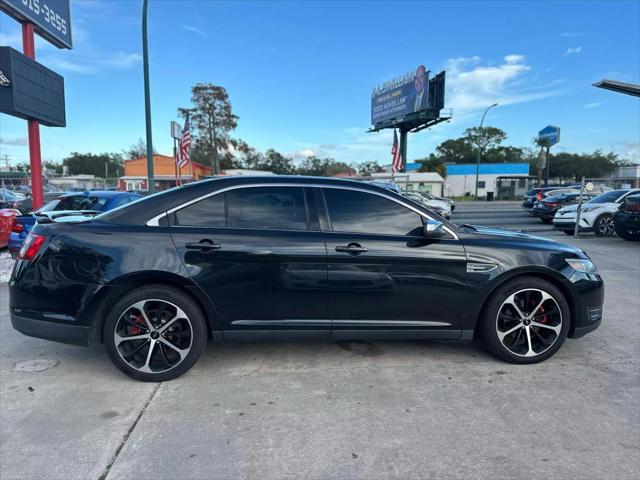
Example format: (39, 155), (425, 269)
(371, 65), (430, 125)
(0, 0), (72, 49)
(0, 46), (66, 127)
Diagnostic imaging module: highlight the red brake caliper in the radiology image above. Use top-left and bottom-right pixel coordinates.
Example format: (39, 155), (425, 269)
(128, 313), (146, 335)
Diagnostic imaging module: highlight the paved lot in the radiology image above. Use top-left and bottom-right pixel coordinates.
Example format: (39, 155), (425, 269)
(1, 203), (639, 480)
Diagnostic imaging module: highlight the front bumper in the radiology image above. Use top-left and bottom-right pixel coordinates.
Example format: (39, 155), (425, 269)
(567, 272), (605, 339)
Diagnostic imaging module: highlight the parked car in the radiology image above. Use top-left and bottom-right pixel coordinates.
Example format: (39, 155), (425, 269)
(9, 176), (604, 381)
(553, 189), (640, 236)
(613, 194), (640, 241)
(0, 188), (26, 209)
(0, 209), (21, 249)
(530, 192), (597, 223)
(402, 192), (452, 218)
(8, 191), (141, 258)
(419, 191), (456, 211)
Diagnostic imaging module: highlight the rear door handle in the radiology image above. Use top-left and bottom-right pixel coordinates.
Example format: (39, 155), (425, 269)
(185, 239), (222, 253)
(335, 243), (368, 255)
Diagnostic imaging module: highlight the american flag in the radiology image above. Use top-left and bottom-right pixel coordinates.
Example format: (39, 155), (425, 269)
(391, 129), (402, 173)
(178, 114), (191, 168)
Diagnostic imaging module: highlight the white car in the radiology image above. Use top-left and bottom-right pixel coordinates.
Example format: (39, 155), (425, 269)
(553, 188), (640, 236)
(402, 192), (452, 219)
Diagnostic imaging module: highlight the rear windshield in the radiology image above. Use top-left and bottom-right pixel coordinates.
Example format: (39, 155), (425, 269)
(54, 196), (110, 211)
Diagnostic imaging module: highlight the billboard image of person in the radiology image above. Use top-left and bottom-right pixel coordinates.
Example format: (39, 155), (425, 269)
(409, 65), (428, 113)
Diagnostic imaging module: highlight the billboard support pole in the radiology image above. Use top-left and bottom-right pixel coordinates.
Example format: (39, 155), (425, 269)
(544, 146), (550, 187)
(21, 22), (43, 210)
(142, 0), (155, 193)
(399, 128), (408, 174)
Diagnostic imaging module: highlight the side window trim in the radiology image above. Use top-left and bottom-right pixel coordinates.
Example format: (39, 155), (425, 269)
(149, 183), (458, 240)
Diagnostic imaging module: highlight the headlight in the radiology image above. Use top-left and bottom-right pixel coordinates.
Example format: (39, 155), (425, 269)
(565, 258), (597, 273)
(581, 206), (597, 213)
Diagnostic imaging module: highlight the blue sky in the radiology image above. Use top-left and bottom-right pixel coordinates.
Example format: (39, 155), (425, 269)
(1, 0), (639, 169)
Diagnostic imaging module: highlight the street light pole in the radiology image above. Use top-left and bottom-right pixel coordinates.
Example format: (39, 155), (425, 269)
(474, 102), (498, 200)
(142, 0), (155, 192)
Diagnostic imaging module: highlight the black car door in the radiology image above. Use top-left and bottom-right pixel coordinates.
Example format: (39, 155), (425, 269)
(169, 185), (329, 341)
(319, 187), (468, 340)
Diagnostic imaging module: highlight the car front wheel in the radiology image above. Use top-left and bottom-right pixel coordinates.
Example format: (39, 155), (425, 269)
(104, 285), (207, 381)
(479, 277), (570, 364)
(594, 213), (615, 237)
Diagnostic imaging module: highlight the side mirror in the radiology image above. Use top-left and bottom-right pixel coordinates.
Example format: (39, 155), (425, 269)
(423, 219), (446, 238)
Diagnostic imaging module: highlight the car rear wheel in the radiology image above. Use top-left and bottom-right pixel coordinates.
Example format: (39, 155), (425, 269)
(594, 213), (615, 237)
(540, 217), (553, 224)
(104, 285), (207, 381)
(561, 230), (574, 236)
(479, 277), (570, 364)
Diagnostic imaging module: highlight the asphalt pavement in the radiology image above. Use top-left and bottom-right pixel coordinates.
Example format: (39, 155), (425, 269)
(1, 202), (639, 480)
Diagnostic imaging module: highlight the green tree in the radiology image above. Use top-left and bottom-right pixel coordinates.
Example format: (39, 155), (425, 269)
(63, 152), (124, 178)
(464, 126), (507, 155)
(123, 139), (154, 160)
(356, 161), (384, 176)
(435, 138), (474, 162)
(179, 83), (238, 175)
(416, 154), (447, 177)
(44, 161), (63, 175)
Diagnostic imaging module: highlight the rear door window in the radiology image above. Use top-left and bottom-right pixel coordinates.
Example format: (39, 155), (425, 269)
(174, 186), (308, 231)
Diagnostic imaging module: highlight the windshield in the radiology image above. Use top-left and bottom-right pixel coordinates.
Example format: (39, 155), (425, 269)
(586, 190), (629, 204)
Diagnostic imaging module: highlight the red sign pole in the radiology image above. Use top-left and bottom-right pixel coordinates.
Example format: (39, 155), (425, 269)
(21, 22), (44, 210)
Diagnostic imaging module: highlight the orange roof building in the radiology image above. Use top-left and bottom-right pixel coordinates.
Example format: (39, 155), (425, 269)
(119, 155), (213, 191)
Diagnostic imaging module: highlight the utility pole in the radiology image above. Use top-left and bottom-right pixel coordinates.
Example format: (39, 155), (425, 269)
(142, 0), (155, 192)
(474, 103), (498, 200)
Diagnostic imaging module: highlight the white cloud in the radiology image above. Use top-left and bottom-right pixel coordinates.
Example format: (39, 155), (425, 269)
(612, 141), (640, 164)
(445, 54), (561, 114)
(0, 137), (28, 146)
(180, 24), (207, 38)
(504, 54), (526, 64)
(583, 102), (601, 109)
(563, 46), (582, 57)
(560, 32), (585, 37)
(41, 52), (142, 74)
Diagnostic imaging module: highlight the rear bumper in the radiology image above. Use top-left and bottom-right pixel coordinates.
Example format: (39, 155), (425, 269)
(11, 311), (90, 346)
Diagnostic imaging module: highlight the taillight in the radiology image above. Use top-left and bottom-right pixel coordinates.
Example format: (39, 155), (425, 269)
(18, 233), (46, 260)
(544, 202), (560, 208)
(11, 220), (24, 233)
(536, 192), (544, 200)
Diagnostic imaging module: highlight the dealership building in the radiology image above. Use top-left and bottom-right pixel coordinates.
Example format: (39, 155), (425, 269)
(444, 163), (531, 199)
(375, 163), (445, 195)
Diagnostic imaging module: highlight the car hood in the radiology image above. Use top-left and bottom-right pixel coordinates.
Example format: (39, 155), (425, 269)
(463, 224), (582, 252)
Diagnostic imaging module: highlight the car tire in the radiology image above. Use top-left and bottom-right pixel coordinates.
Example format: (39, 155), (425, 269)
(104, 285), (207, 382)
(614, 227), (640, 241)
(478, 276), (570, 364)
(541, 217), (553, 224)
(594, 213), (615, 237)
(561, 230), (574, 236)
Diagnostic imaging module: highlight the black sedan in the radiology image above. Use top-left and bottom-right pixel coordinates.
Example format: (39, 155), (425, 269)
(9, 176), (604, 381)
(531, 192), (596, 223)
(613, 194), (640, 241)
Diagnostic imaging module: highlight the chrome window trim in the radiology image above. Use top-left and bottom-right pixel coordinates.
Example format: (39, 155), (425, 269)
(146, 182), (459, 240)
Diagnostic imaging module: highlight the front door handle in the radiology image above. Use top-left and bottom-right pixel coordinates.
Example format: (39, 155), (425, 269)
(185, 239), (222, 253)
(335, 243), (368, 255)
